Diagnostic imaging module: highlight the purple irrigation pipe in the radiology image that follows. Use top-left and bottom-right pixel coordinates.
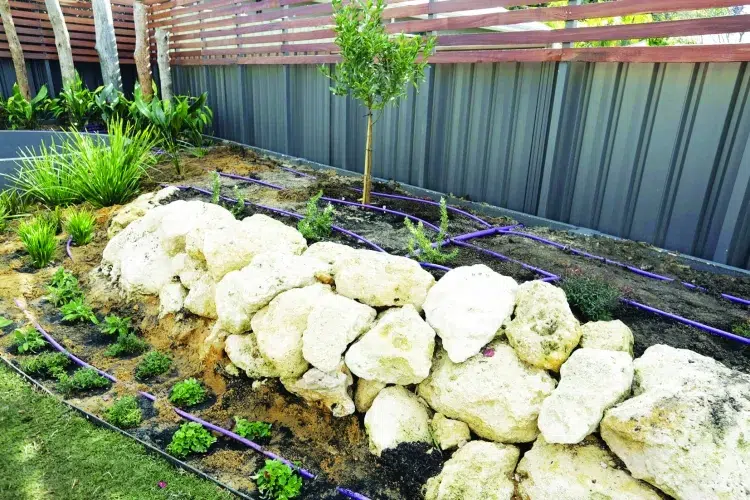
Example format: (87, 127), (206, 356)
(220, 171), (284, 190)
(66, 237), (74, 261)
(450, 240), (560, 282)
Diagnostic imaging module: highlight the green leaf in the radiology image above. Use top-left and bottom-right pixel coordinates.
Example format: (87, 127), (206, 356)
(0, 316), (13, 328)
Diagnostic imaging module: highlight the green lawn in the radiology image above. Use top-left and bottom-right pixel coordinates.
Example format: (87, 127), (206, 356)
(0, 363), (234, 500)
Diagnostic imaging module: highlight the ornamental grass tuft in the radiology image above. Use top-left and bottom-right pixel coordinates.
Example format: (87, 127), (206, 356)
(64, 208), (96, 245)
(17, 216), (57, 268)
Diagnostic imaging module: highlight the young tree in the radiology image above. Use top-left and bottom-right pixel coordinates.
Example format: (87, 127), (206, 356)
(321, 0), (434, 205)
(133, 0), (153, 99)
(0, 0), (30, 99)
(45, 0), (76, 88)
(92, 0), (123, 91)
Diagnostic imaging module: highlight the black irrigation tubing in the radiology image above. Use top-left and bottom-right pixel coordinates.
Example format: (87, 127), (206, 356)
(13, 298), (371, 500)
(0, 355), (254, 500)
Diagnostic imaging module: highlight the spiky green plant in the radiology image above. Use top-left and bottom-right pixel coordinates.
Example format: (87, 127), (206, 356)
(232, 186), (246, 217)
(560, 276), (621, 321)
(17, 216), (57, 268)
(210, 172), (221, 204)
(9, 142), (79, 207)
(297, 191), (334, 241)
(0, 189), (28, 231)
(404, 197), (458, 265)
(64, 208), (96, 245)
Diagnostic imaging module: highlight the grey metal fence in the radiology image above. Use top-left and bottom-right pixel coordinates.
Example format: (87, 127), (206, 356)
(0, 60), (138, 97)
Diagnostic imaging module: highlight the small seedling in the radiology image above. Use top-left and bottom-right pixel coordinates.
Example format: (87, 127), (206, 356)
(732, 319), (750, 339)
(64, 208), (96, 245)
(17, 216), (57, 268)
(167, 422), (217, 458)
(210, 172), (221, 204)
(60, 297), (98, 324)
(190, 147), (209, 158)
(100, 314), (132, 337)
(253, 459), (303, 500)
(297, 191), (334, 241)
(232, 186), (246, 217)
(0, 316), (12, 328)
(20, 352), (70, 378)
(57, 367), (111, 395)
(47, 268), (83, 306)
(169, 378), (207, 407)
(404, 197), (458, 265)
(135, 351), (172, 380)
(234, 417), (272, 440)
(104, 396), (142, 429)
(104, 333), (148, 357)
(13, 327), (47, 354)
(561, 276), (620, 321)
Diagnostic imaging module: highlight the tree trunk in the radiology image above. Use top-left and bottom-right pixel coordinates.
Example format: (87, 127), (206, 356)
(362, 110), (374, 205)
(133, 0), (153, 98)
(155, 27), (173, 104)
(0, 0), (30, 99)
(44, 0), (76, 88)
(92, 0), (122, 91)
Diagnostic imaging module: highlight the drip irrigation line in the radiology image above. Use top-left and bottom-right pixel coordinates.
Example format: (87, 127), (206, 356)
(220, 171), (284, 190)
(66, 236), (74, 261)
(450, 240), (560, 282)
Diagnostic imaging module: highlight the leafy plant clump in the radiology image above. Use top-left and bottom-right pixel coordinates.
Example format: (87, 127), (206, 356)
(210, 172), (221, 204)
(10, 142), (79, 207)
(60, 297), (99, 324)
(732, 319), (750, 338)
(231, 186), (246, 217)
(64, 208), (96, 245)
(100, 314), (132, 337)
(0, 189), (28, 232)
(561, 276), (621, 321)
(297, 191), (334, 241)
(135, 351), (172, 380)
(5, 83), (48, 130)
(167, 422), (217, 458)
(17, 216), (57, 268)
(57, 368), (111, 395)
(13, 327), (47, 354)
(104, 396), (142, 429)
(104, 333), (148, 357)
(47, 268), (83, 306)
(253, 459), (303, 500)
(49, 73), (97, 130)
(169, 378), (208, 407)
(20, 352), (71, 378)
(404, 197), (458, 265)
(234, 417), (272, 440)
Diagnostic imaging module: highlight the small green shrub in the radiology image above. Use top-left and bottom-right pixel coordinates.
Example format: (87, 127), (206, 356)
(20, 352), (70, 378)
(50, 73), (97, 130)
(39, 207), (64, 235)
(732, 319), (750, 339)
(135, 351), (172, 380)
(11, 142), (79, 207)
(64, 208), (96, 245)
(17, 216), (57, 268)
(94, 84), (130, 124)
(234, 417), (272, 440)
(104, 333), (148, 357)
(60, 297), (98, 324)
(57, 367), (111, 395)
(253, 460), (303, 500)
(404, 197), (458, 265)
(47, 268), (83, 306)
(104, 396), (142, 429)
(297, 191), (334, 241)
(560, 276), (621, 321)
(231, 186), (246, 217)
(13, 327), (47, 354)
(169, 378), (207, 407)
(5, 83), (48, 130)
(210, 172), (221, 204)
(100, 314), (132, 337)
(167, 422), (217, 458)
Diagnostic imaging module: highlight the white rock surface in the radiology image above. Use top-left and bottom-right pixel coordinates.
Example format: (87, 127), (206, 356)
(345, 305), (436, 385)
(282, 364), (355, 417)
(159, 200), (236, 256)
(183, 275), (217, 319)
(159, 282), (186, 317)
(425, 441), (519, 500)
(252, 284), (333, 378)
(431, 413), (471, 451)
(364, 386), (432, 456)
(423, 265), (518, 363)
(538, 348), (633, 444)
(580, 320), (634, 356)
(172, 252), (209, 289)
(224, 333), (280, 379)
(334, 249), (435, 310)
(354, 378), (387, 413)
(600, 344), (750, 500)
(302, 294), (376, 372)
(203, 323), (231, 355)
(215, 253), (327, 334)
(418, 341), (556, 443)
(108, 186), (178, 237)
(303, 241), (358, 275)
(505, 280), (582, 371)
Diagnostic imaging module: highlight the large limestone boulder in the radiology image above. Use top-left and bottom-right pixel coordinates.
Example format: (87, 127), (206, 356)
(354, 378), (387, 413)
(423, 265), (518, 363)
(224, 333), (280, 379)
(516, 436), (662, 500)
(159, 282), (186, 317)
(108, 186), (178, 237)
(538, 348), (633, 444)
(418, 341), (556, 443)
(183, 275), (217, 319)
(159, 200), (236, 256)
(505, 281), (582, 371)
(172, 253), (208, 289)
(334, 249), (435, 310)
(252, 284), (333, 379)
(580, 320), (634, 356)
(302, 294), (376, 373)
(431, 413), (471, 451)
(600, 345), (750, 500)
(282, 364), (355, 417)
(303, 241), (358, 276)
(425, 441), (519, 500)
(215, 253), (327, 334)
(344, 305), (436, 385)
(364, 386), (432, 456)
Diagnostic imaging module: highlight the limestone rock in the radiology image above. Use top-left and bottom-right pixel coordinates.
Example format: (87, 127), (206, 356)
(423, 265), (518, 363)
(418, 341), (556, 443)
(516, 436), (662, 500)
(425, 441), (519, 500)
(303, 241), (358, 275)
(215, 253), (327, 334)
(172, 253), (208, 289)
(334, 249), (435, 310)
(252, 284), (333, 378)
(354, 378), (387, 413)
(159, 282), (186, 317)
(183, 275), (217, 319)
(505, 281), (582, 371)
(224, 333), (280, 379)
(282, 364), (355, 417)
(108, 186), (178, 238)
(600, 344), (750, 500)
(431, 413), (470, 451)
(580, 320), (634, 356)
(159, 200), (236, 256)
(345, 305), (436, 385)
(364, 386), (432, 456)
(538, 348), (633, 444)
(302, 294), (376, 372)
(204, 323), (231, 354)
